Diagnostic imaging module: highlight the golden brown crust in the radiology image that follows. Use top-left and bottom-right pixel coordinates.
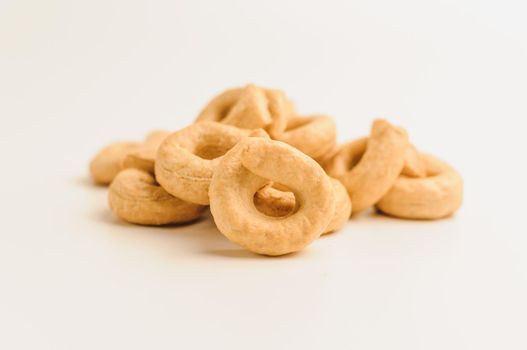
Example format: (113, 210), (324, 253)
(121, 130), (170, 174)
(108, 169), (205, 225)
(324, 178), (352, 234)
(155, 122), (253, 205)
(401, 142), (427, 178)
(253, 184), (296, 217)
(376, 154), (463, 219)
(276, 115), (337, 160)
(209, 137), (334, 256)
(90, 142), (140, 185)
(254, 178), (351, 235)
(325, 119), (408, 213)
(195, 84), (293, 138)
(314, 143), (342, 168)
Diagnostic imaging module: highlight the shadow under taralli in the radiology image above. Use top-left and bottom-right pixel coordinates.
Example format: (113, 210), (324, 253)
(92, 198), (455, 259)
(74, 175), (105, 189)
(94, 206), (272, 259)
(204, 247), (308, 260)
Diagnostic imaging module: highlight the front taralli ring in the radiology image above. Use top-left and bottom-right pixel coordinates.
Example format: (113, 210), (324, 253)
(195, 84), (291, 137)
(209, 137), (335, 256)
(155, 122), (254, 205)
(276, 115), (337, 161)
(108, 168), (205, 225)
(376, 154), (463, 219)
(324, 119), (408, 213)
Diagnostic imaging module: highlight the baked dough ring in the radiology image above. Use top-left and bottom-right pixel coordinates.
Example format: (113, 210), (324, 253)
(324, 119), (408, 213)
(155, 122), (253, 205)
(121, 130), (170, 174)
(254, 178), (351, 234)
(401, 143), (427, 178)
(276, 115), (337, 160)
(325, 137), (424, 177)
(325, 178), (353, 233)
(376, 154), (463, 219)
(108, 168), (205, 225)
(91, 130), (171, 184)
(209, 137), (335, 256)
(90, 142), (140, 185)
(314, 143), (341, 167)
(195, 84), (292, 137)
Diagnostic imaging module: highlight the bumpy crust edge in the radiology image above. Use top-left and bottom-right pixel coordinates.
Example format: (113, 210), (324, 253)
(209, 137), (334, 256)
(325, 119), (408, 213)
(376, 154), (463, 220)
(108, 169), (205, 225)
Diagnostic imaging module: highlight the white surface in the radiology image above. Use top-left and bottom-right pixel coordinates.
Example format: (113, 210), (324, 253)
(1, 0), (527, 349)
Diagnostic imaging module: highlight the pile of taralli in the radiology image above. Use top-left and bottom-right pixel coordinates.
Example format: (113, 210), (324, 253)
(90, 84), (463, 256)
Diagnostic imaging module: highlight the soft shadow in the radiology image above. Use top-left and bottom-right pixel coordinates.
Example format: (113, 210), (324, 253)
(95, 208), (130, 227)
(73, 176), (100, 188)
(94, 207), (312, 260)
(93, 207), (208, 230)
(205, 248), (307, 260)
(204, 249), (265, 259)
(350, 208), (382, 221)
(369, 208), (457, 222)
(94, 208), (248, 257)
(350, 208), (422, 223)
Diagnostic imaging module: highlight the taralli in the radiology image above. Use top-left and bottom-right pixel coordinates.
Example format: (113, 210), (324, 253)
(325, 178), (353, 234)
(89, 83), (464, 257)
(254, 178), (352, 234)
(90, 142), (140, 185)
(277, 115), (337, 161)
(395, 127), (427, 178)
(325, 137), (425, 178)
(108, 168), (205, 225)
(121, 130), (170, 174)
(144, 129), (171, 146)
(376, 154), (463, 219)
(325, 119), (408, 213)
(155, 122), (256, 205)
(314, 143), (341, 167)
(195, 84), (292, 137)
(401, 143), (427, 178)
(209, 137), (335, 256)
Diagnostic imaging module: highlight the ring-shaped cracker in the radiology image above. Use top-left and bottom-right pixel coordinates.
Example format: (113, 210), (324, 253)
(209, 137), (335, 256)
(155, 122), (252, 205)
(90, 142), (140, 185)
(325, 178), (353, 234)
(195, 84), (291, 137)
(314, 143), (341, 167)
(121, 130), (170, 174)
(401, 143), (427, 178)
(376, 154), (463, 219)
(324, 119), (408, 213)
(108, 168), (205, 225)
(276, 115), (337, 160)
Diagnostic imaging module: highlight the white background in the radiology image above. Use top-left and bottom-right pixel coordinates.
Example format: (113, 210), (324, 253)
(1, 0), (527, 349)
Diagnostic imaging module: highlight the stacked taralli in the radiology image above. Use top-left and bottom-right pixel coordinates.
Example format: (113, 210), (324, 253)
(90, 84), (463, 256)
